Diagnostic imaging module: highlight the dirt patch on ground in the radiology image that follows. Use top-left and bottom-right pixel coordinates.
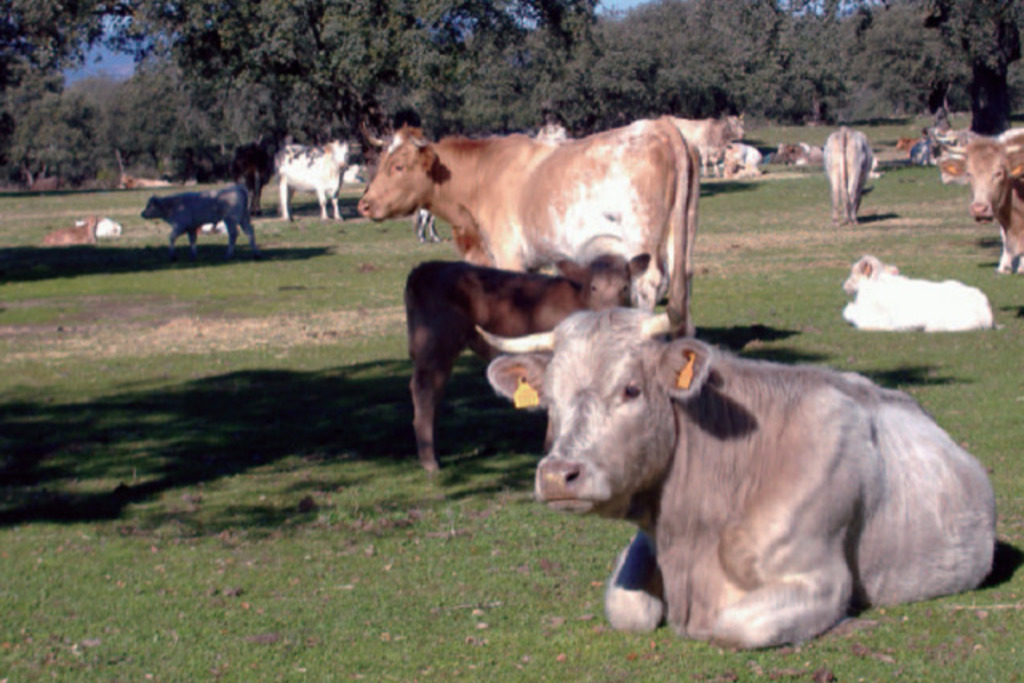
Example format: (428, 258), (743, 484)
(1, 306), (406, 363)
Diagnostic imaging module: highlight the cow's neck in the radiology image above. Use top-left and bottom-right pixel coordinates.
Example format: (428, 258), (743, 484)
(1001, 177), (1024, 229)
(426, 142), (493, 266)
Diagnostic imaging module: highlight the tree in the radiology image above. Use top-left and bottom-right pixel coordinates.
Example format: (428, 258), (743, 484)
(924, 0), (1023, 134)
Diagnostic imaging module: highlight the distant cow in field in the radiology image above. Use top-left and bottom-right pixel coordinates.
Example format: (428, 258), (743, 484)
(671, 115), (744, 177)
(481, 308), (995, 649)
(823, 127), (873, 225)
(358, 118), (699, 337)
(43, 217), (97, 246)
(30, 176), (62, 192)
(141, 185), (260, 261)
(233, 143), (275, 216)
(94, 217), (123, 238)
(773, 142), (824, 167)
(841, 255), (993, 332)
(939, 130), (1024, 274)
(722, 143), (763, 179)
(413, 208), (441, 243)
(405, 254), (649, 472)
(276, 141), (350, 221)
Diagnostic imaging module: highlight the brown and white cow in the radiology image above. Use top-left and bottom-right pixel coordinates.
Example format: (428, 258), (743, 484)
(43, 216), (98, 246)
(939, 131), (1024, 274)
(482, 308), (995, 649)
(671, 115), (745, 178)
(405, 254), (649, 472)
(358, 117), (699, 337)
(823, 127), (873, 225)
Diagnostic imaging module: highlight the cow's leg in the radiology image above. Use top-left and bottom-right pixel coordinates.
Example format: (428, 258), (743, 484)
(316, 188), (329, 220)
(996, 225), (1021, 274)
(187, 229), (198, 260)
(240, 216), (260, 259)
(710, 551), (851, 649)
(168, 227), (181, 261)
(279, 180), (292, 221)
(408, 321), (466, 473)
(330, 193), (341, 221)
(427, 215), (441, 242)
(223, 220), (238, 259)
(605, 532), (665, 632)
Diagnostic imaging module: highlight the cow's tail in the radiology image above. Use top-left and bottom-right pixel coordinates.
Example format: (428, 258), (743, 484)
(663, 116), (700, 338)
(839, 127), (851, 222)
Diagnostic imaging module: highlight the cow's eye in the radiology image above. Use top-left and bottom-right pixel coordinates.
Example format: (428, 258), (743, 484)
(624, 384), (641, 400)
(392, 164), (404, 173)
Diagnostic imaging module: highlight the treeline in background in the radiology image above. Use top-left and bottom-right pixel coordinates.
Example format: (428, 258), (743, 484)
(2, 0), (1022, 189)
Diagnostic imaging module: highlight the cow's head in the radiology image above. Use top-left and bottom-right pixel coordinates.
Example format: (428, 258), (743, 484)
(556, 254), (652, 311)
(326, 140), (350, 167)
(357, 126), (437, 221)
(484, 309), (713, 519)
(939, 135), (1024, 221)
(842, 254), (899, 295)
(141, 196), (164, 220)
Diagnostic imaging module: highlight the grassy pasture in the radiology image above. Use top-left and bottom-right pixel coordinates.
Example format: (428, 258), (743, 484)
(1, 119), (1023, 681)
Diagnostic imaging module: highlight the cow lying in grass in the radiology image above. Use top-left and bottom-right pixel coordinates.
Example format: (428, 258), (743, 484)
(141, 185), (260, 261)
(43, 219), (97, 246)
(405, 254), (650, 472)
(481, 308), (995, 649)
(842, 255), (993, 332)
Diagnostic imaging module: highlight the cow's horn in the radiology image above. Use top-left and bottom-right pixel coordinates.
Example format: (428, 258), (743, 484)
(1006, 144), (1022, 154)
(640, 312), (672, 338)
(360, 121), (385, 148)
(476, 326), (554, 354)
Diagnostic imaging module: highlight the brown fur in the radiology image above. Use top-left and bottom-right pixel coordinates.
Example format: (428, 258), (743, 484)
(43, 217), (97, 246)
(405, 255), (647, 472)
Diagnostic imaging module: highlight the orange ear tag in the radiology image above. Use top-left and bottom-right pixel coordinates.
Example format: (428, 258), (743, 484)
(1012, 164), (1024, 177)
(513, 376), (540, 409)
(676, 351), (697, 390)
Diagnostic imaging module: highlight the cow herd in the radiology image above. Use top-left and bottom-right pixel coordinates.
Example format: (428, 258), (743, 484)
(33, 116), (1019, 650)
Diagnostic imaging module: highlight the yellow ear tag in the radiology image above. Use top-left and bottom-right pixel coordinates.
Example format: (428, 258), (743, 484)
(1012, 164), (1024, 177)
(513, 376), (540, 409)
(676, 351), (697, 390)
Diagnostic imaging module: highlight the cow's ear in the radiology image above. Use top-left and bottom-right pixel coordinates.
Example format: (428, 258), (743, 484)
(555, 259), (588, 284)
(656, 338), (713, 401)
(628, 253), (652, 279)
(487, 354), (551, 410)
(417, 145), (437, 172)
(938, 157), (966, 184)
(1007, 146), (1024, 179)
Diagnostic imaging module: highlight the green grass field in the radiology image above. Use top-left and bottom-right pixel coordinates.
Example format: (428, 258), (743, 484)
(2, 119), (1023, 681)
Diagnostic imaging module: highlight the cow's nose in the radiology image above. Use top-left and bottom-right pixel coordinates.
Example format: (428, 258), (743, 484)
(536, 459), (583, 500)
(969, 201), (993, 219)
(357, 198), (371, 216)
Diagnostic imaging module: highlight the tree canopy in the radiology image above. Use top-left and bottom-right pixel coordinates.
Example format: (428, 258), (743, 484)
(1, 0), (1022, 186)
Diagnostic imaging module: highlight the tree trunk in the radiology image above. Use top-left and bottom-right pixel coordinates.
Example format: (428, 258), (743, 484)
(969, 60), (1011, 135)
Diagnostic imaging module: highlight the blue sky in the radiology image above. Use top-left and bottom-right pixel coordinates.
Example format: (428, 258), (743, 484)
(66, 1), (651, 84)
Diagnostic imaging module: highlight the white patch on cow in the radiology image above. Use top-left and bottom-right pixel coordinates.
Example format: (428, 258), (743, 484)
(94, 218), (123, 238)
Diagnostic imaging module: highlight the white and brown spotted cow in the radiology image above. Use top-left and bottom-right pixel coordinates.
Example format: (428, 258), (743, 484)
(482, 309), (995, 649)
(358, 118), (699, 338)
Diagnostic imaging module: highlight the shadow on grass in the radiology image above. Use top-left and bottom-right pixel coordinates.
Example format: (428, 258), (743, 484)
(700, 181), (760, 199)
(855, 212), (899, 225)
(983, 541), (1024, 589)
(699, 324), (832, 365)
(860, 365), (959, 389)
(0, 245), (331, 283)
(0, 353), (543, 527)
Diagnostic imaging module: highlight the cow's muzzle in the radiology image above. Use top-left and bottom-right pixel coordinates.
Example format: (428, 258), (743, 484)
(536, 459), (592, 512)
(970, 202), (994, 222)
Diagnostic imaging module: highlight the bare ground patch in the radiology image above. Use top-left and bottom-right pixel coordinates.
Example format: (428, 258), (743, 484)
(1, 305), (405, 362)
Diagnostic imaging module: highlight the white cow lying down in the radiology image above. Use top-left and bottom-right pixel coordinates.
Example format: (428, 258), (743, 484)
(842, 255), (993, 332)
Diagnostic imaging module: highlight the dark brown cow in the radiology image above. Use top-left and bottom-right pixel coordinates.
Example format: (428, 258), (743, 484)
(482, 309), (995, 648)
(405, 254), (649, 472)
(232, 143), (275, 216)
(939, 130), (1024, 274)
(358, 117), (699, 338)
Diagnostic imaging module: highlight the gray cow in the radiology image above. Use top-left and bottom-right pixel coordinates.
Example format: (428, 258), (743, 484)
(482, 308), (995, 649)
(823, 127), (873, 225)
(141, 185), (260, 261)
